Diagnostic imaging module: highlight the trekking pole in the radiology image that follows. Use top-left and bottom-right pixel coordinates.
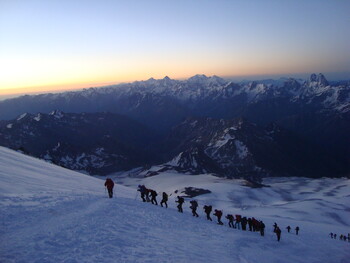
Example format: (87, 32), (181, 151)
(134, 190), (138, 201)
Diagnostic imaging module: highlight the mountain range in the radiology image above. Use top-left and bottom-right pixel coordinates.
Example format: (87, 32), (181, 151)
(0, 111), (156, 175)
(0, 73), (348, 178)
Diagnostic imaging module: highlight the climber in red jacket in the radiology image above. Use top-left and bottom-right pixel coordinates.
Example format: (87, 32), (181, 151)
(104, 178), (115, 198)
(213, 209), (223, 225)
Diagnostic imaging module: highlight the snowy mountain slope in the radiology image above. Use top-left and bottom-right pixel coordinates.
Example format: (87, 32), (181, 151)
(150, 117), (342, 178)
(117, 171), (350, 229)
(0, 111), (156, 175)
(1, 112), (344, 179)
(1, 147), (349, 263)
(0, 146), (102, 195)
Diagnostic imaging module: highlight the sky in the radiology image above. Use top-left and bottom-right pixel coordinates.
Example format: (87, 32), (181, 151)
(0, 0), (349, 97)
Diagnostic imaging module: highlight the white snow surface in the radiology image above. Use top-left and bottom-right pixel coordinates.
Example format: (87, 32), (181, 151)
(33, 113), (41, 121)
(234, 140), (249, 159)
(52, 142), (60, 151)
(166, 152), (183, 166)
(49, 110), (64, 119)
(1, 146), (349, 263)
(17, 113), (27, 121)
(212, 132), (234, 148)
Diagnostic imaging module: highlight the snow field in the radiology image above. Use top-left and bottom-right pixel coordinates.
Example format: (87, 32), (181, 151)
(1, 147), (349, 263)
(116, 172), (350, 229)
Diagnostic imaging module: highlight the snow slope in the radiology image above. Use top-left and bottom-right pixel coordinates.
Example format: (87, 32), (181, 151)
(1, 147), (349, 263)
(116, 172), (350, 230)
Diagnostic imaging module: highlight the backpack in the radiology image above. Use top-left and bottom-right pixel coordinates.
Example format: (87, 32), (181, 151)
(105, 179), (114, 189)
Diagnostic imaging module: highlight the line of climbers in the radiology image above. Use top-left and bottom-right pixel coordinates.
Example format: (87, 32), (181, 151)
(146, 185), (310, 242)
(136, 185), (270, 238)
(106, 180), (304, 242)
(285, 225), (300, 235)
(106, 180), (350, 244)
(135, 184), (308, 242)
(329, 233), (350, 241)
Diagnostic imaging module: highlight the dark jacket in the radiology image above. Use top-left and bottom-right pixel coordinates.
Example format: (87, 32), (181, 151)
(162, 192), (168, 201)
(214, 210), (222, 217)
(226, 214), (234, 221)
(176, 197), (184, 204)
(104, 179), (114, 190)
(204, 205), (212, 213)
(190, 200), (198, 209)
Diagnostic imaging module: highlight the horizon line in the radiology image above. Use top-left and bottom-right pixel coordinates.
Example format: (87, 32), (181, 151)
(1, 71), (349, 101)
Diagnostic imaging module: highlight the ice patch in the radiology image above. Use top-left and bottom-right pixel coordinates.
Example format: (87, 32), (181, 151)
(53, 142), (60, 151)
(90, 155), (105, 168)
(95, 147), (104, 155)
(229, 126), (237, 131)
(191, 155), (198, 168)
(167, 152), (183, 166)
(190, 120), (198, 127)
(33, 113), (41, 121)
(6, 123), (13, 129)
(43, 153), (52, 160)
(76, 153), (86, 165)
(17, 113), (27, 121)
(213, 132), (235, 148)
(50, 110), (64, 119)
(60, 155), (73, 165)
(235, 140), (249, 159)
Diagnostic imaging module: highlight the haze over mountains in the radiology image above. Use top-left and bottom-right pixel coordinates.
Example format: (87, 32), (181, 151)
(0, 73), (349, 178)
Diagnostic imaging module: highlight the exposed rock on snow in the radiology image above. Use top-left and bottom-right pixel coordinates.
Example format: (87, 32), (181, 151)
(181, 187), (211, 197)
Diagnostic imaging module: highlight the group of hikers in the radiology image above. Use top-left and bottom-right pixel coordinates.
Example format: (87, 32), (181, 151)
(272, 223), (300, 241)
(135, 184), (303, 241)
(285, 225), (300, 235)
(136, 184), (168, 207)
(106, 179), (350, 243)
(329, 233), (350, 241)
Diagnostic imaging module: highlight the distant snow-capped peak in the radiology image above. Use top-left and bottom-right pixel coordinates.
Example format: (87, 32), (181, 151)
(307, 73), (329, 87)
(49, 110), (64, 119)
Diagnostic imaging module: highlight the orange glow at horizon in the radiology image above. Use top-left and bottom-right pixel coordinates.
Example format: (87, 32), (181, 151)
(0, 60), (320, 97)
(0, 48), (348, 97)
(1, 1), (349, 97)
